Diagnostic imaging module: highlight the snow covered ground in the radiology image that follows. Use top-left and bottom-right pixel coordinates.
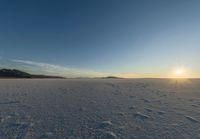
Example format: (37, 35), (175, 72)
(0, 79), (200, 139)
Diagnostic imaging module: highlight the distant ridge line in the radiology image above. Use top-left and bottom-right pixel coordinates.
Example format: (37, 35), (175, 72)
(0, 69), (65, 79)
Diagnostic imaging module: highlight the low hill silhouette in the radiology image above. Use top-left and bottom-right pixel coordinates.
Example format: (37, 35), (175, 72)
(0, 69), (64, 79)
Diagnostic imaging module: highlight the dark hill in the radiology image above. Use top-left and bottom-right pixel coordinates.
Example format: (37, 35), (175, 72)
(0, 69), (64, 79)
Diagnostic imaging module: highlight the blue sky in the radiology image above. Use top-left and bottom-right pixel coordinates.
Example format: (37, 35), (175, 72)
(0, 0), (200, 77)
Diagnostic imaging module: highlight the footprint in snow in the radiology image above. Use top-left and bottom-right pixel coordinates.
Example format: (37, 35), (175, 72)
(90, 100), (96, 104)
(117, 112), (125, 117)
(140, 98), (151, 103)
(157, 111), (166, 115)
(185, 116), (199, 123)
(99, 121), (113, 128)
(101, 131), (118, 139)
(129, 105), (136, 110)
(134, 112), (149, 120)
(145, 108), (153, 112)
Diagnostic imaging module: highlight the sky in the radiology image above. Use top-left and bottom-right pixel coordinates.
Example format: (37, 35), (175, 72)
(0, 0), (200, 78)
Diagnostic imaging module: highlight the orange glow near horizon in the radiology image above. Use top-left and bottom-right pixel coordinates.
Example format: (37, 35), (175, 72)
(174, 68), (184, 76)
(111, 66), (199, 79)
(172, 67), (188, 78)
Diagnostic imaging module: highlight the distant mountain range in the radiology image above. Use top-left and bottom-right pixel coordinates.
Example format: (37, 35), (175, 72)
(0, 69), (64, 79)
(104, 76), (121, 79)
(96, 76), (122, 79)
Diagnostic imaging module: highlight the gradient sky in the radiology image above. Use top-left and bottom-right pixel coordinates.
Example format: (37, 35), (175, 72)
(0, 0), (200, 77)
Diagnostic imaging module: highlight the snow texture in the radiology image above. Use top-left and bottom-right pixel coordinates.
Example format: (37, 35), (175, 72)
(0, 79), (200, 139)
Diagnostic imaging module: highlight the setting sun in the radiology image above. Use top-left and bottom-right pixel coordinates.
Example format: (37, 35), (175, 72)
(175, 68), (184, 75)
(173, 67), (187, 78)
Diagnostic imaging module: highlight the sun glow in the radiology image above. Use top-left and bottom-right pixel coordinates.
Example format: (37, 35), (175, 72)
(175, 69), (184, 76)
(173, 67), (186, 78)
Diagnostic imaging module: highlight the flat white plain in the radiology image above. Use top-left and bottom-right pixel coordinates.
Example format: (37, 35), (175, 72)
(0, 79), (199, 139)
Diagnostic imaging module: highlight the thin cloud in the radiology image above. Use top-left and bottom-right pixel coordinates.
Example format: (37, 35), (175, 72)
(13, 59), (106, 78)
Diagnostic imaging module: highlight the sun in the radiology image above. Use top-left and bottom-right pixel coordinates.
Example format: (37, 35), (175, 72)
(173, 67), (186, 77)
(175, 68), (184, 76)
